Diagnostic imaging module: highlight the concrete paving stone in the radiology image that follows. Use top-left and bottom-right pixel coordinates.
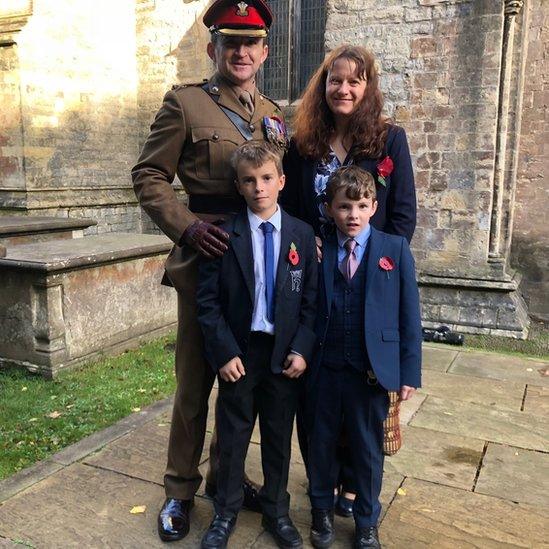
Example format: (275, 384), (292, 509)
(399, 392), (427, 424)
(475, 443), (549, 507)
(410, 395), (549, 452)
(0, 463), (168, 548)
(85, 416), (214, 486)
(410, 396), (549, 452)
(523, 385), (549, 416)
(419, 369), (525, 411)
(421, 345), (458, 372)
(449, 350), (549, 385)
(0, 458), (64, 503)
(386, 425), (484, 490)
(380, 477), (549, 548)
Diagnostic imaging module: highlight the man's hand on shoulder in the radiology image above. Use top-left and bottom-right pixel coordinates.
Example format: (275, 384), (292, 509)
(399, 385), (416, 401)
(282, 353), (307, 378)
(183, 220), (229, 258)
(219, 356), (245, 382)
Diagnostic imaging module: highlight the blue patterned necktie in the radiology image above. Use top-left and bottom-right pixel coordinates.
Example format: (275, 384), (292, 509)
(260, 221), (275, 323)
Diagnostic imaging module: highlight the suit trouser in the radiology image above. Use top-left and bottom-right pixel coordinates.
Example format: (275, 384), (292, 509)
(164, 287), (218, 499)
(215, 332), (299, 519)
(308, 365), (389, 528)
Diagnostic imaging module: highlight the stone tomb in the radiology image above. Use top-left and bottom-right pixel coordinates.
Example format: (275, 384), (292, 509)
(0, 233), (177, 377)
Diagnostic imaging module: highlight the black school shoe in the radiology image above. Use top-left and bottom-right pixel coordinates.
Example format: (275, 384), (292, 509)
(310, 509), (335, 548)
(262, 514), (303, 548)
(205, 479), (262, 513)
(157, 497), (193, 542)
(201, 514), (236, 549)
(335, 493), (354, 517)
(354, 526), (381, 548)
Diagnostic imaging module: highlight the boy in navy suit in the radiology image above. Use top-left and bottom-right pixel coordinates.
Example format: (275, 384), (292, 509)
(307, 166), (422, 549)
(197, 141), (318, 549)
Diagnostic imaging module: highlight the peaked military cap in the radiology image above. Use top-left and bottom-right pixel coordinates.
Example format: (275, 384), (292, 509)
(203, 0), (273, 37)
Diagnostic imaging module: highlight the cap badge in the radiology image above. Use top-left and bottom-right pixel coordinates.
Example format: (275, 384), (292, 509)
(236, 2), (249, 16)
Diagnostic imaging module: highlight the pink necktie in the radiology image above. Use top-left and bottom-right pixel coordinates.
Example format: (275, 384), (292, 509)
(340, 239), (358, 282)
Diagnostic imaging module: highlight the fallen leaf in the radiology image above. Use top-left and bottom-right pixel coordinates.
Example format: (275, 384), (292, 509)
(420, 508), (435, 513)
(526, 368), (533, 372)
(131, 407), (141, 413)
(16, 441), (25, 447)
(66, 404), (74, 409)
(443, 412), (453, 416)
(130, 505), (146, 514)
(21, 386), (28, 392)
(137, 388), (146, 393)
(28, 418), (38, 423)
(47, 411), (62, 419)
(157, 423), (168, 427)
(50, 395), (57, 399)
(397, 488), (407, 496)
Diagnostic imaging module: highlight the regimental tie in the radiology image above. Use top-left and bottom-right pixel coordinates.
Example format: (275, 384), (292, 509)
(340, 238), (359, 282)
(239, 90), (255, 116)
(260, 221), (275, 322)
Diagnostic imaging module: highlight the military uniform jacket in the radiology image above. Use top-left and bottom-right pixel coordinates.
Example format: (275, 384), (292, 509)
(131, 73), (284, 291)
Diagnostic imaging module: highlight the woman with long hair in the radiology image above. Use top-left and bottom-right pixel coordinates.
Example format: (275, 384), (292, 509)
(281, 44), (416, 522)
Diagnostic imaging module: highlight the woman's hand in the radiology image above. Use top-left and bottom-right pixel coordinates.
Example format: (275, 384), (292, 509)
(315, 236), (323, 262)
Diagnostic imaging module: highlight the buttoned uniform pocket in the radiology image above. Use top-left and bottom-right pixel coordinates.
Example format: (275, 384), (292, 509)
(191, 126), (240, 181)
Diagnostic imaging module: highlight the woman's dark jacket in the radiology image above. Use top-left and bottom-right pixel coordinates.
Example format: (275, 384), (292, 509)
(281, 125), (416, 243)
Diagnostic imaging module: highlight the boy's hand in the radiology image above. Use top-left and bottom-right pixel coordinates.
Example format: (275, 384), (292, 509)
(219, 357), (245, 382)
(399, 385), (416, 401)
(283, 353), (307, 378)
(315, 236), (323, 262)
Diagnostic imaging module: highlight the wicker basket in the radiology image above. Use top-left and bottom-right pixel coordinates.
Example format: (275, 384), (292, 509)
(383, 391), (401, 456)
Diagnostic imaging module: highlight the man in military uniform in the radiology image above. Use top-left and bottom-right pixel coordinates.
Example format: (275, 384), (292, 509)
(132, 0), (286, 542)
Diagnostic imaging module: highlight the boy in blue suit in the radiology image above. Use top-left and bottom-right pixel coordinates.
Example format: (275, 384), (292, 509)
(197, 141), (318, 549)
(307, 166), (422, 549)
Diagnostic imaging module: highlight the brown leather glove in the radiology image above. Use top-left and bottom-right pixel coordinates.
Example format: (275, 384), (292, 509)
(182, 220), (229, 258)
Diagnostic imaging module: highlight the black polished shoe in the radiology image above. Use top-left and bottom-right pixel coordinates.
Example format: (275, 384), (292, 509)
(262, 515), (303, 548)
(354, 526), (381, 549)
(157, 498), (193, 542)
(335, 494), (354, 517)
(242, 478), (262, 513)
(310, 509), (335, 548)
(201, 514), (236, 549)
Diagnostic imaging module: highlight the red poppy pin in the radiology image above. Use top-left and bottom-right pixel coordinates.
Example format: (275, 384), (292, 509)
(377, 156), (394, 187)
(288, 242), (299, 266)
(379, 256), (395, 279)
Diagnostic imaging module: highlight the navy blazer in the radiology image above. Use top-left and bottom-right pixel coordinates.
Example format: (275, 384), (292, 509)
(281, 125), (416, 243)
(196, 208), (318, 373)
(312, 227), (422, 392)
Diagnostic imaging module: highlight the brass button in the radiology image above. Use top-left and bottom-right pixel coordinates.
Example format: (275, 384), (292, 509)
(212, 133), (219, 141)
(249, 124), (255, 132)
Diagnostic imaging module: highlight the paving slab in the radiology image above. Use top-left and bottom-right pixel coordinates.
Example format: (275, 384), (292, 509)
(380, 477), (549, 548)
(399, 392), (427, 424)
(410, 395), (549, 451)
(419, 369), (525, 411)
(421, 345), (458, 372)
(386, 425), (484, 490)
(475, 443), (549, 507)
(523, 384), (549, 416)
(449, 350), (549, 385)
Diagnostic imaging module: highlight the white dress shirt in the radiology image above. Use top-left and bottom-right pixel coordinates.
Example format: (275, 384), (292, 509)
(248, 206), (282, 335)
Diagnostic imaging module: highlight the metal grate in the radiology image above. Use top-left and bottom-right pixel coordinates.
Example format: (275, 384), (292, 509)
(260, 0), (326, 102)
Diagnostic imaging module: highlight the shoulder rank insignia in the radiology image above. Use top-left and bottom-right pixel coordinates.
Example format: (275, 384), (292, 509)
(262, 116), (289, 150)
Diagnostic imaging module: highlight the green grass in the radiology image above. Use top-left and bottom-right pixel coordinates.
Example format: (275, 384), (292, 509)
(0, 334), (177, 481)
(463, 320), (549, 360)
